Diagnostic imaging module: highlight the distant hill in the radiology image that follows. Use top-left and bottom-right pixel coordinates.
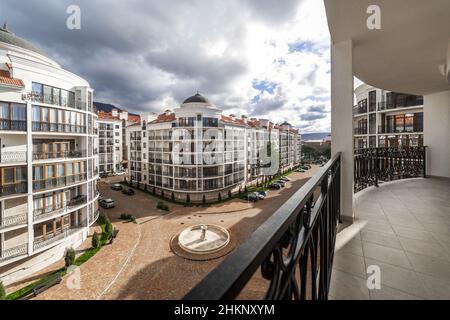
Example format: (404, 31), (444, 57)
(93, 101), (139, 116)
(301, 132), (331, 141)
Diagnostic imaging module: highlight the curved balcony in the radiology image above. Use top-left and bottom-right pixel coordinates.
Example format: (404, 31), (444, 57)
(0, 212), (27, 230)
(0, 119), (27, 131)
(33, 173), (87, 192)
(0, 151), (27, 164)
(32, 122), (86, 134)
(33, 227), (83, 252)
(0, 182), (27, 197)
(0, 243), (28, 264)
(33, 195), (87, 223)
(33, 150), (87, 162)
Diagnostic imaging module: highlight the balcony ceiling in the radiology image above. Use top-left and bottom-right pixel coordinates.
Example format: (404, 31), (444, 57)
(324, 0), (450, 95)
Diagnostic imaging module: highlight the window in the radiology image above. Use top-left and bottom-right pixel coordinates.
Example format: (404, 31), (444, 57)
(115, 132), (119, 136)
(0, 102), (8, 119)
(43, 85), (52, 104)
(115, 125), (120, 129)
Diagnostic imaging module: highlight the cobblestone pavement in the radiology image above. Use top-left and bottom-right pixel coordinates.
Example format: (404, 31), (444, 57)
(27, 167), (320, 299)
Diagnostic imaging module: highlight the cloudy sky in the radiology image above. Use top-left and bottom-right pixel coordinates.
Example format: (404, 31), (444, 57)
(2, 0), (331, 133)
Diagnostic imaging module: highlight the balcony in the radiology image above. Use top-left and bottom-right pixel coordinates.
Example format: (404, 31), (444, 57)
(33, 173), (87, 191)
(0, 151), (27, 164)
(377, 125), (424, 134)
(353, 105), (367, 115)
(33, 150), (87, 161)
(0, 119), (27, 131)
(33, 227), (83, 251)
(330, 177), (450, 299)
(0, 212), (27, 230)
(0, 243), (28, 263)
(354, 128), (368, 135)
(0, 182), (27, 197)
(185, 154), (341, 299)
(32, 122), (86, 134)
(378, 100), (424, 111)
(33, 196), (86, 222)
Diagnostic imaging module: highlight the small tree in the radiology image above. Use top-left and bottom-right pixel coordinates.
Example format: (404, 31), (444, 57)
(218, 193), (222, 202)
(152, 186), (156, 195)
(228, 190), (232, 199)
(161, 190), (165, 199)
(202, 194), (206, 205)
(171, 192), (175, 202)
(92, 231), (100, 248)
(244, 186), (248, 193)
(0, 281), (6, 300)
(65, 248), (76, 267)
(238, 188), (241, 196)
(186, 194), (190, 204)
(144, 184), (147, 191)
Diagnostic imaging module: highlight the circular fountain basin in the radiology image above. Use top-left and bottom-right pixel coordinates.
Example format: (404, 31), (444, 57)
(178, 224), (230, 254)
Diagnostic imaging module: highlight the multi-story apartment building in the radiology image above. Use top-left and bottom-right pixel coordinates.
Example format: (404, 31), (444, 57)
(0, 26), (99, 285)
(94, 103), (140, 173)
(126, 93), (301, 203)
(353, 83), (424, 150)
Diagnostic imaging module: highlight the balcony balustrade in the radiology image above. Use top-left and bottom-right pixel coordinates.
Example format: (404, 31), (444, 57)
(354, 146), (426, 192)
(0, 151), (27, 163)
(378, 100), (424, 111)
(33, 150), (87, 161)
(0, 119), (27, 131)
(377, 125), (423, 134)
(184, 154), (341, 300)
(0, 212), (27, 229)
(352, 105), (367, 115)
(33, 227), (82, 251)
(0, 182), (27, 196)
(353, 127), (368, 135)
(32, 122), (86, 134)
(0, 243), (28, 263)
(33, 195), (87, 222)
(33, 173), (87, 191)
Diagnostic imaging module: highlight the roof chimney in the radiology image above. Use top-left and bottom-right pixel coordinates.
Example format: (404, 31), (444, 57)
(229, 114), (235, 120)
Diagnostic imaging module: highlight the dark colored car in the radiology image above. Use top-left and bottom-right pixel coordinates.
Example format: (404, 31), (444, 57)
(275, 180), (286, 186)
(122, 188), (135, 195)
(256, 190), (268, 197)
(111, 184), (123, 191)
(268, 183), (282, 189)
(243, 192), (259, 202)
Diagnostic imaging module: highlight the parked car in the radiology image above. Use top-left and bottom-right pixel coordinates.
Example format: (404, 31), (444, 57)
(297, 169), (305, 173)
(280, 177), (290, 181)
(122, 188), (135, 196)
(243, 192), (259, 202)
(256, 190), (268, 197)
(113, 171), (127, 176)
(268, 183), (282, 189)
(99, 198), (115, 209)
(111, 184), (123, 191)
(275, 180), (286, 186)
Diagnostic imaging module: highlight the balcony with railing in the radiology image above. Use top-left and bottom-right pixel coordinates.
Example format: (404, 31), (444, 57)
(33, 227), (83, 251)
(0, 151), (27, 164)
(352, 105), (367, 115)
(0, 119), (27, 131)
(33, 173), (87, 191)
(33, 195), (87, 222)
(33, 150), (87, 161)
(353, 127), (368, 135)
(0, 243), (28, 264)
(0, 182), (27, 197)
(32, 122), (86, 134)
(0, 212), (27, 230)
(377, 125), (424, 134)
(378, 99), (424, 111)
(185, 154), (341, 299)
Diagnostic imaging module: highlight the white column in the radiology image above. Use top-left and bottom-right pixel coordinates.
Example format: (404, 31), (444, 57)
(424, 90), (450, 178)
(26, 101), (34, 254)
(331, 40), (354, 222)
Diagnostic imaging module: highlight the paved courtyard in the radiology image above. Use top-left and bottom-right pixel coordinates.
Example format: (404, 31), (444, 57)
(330, 177), (450, 300)
(15, 166), (320, 300)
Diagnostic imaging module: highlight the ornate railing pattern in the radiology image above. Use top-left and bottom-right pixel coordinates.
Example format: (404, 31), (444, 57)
(0, 243), (28, 262)
(354, 146), (426, 192)
(184, 153), (341, 300)
(0, 213), (27, 229)
(0, 151), (27, 163)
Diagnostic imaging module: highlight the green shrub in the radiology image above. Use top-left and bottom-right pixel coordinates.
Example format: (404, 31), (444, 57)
(244, 186), (248, 193)
(65, 248), (76, 268)
(218, 193), (222, 202)
(161, 190), (165, 199)
(186, 194), (190, 204)
(97, 213), (108, 226)
(105, 220), (113, 234)
(0, 281), (5, 300)
(129, 215), (136, 223)
(92, 231), (100, 249)
(171, 192), (175, 202)
(119, 213), (132, 220)
(157, 201), (169, 211)
(202, 194), (206, 205)
(228, 190), (232, 198)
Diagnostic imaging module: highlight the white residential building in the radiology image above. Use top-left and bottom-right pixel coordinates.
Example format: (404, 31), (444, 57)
(0, 26), (99, 285)
(126, 93), (301, 203)
(353, 83), (424, 149)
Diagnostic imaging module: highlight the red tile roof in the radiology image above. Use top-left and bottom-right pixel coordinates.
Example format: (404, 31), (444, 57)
(97, 110), (120, 120)
(151, 112), (176, 124)
(0, 69), (25, 88)
(127, 114), (141, 123)
(220, 115), (247, 126)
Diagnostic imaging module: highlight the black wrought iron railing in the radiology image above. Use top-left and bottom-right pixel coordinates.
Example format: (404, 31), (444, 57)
(184, 153), (341, 300)
(354, 146), (426, 192)
(0, 119), (27, 131)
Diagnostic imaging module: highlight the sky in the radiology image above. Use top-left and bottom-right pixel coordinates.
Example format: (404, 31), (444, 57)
(1, 0), (332, 133)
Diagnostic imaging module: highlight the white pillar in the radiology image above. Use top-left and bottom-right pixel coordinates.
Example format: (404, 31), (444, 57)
(424, 90), (450, 178)
(26, 101), (34, 255)
(331, 40), (354, 222)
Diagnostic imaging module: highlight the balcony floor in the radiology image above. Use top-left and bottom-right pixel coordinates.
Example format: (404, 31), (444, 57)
(330, 177), (450, 300)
